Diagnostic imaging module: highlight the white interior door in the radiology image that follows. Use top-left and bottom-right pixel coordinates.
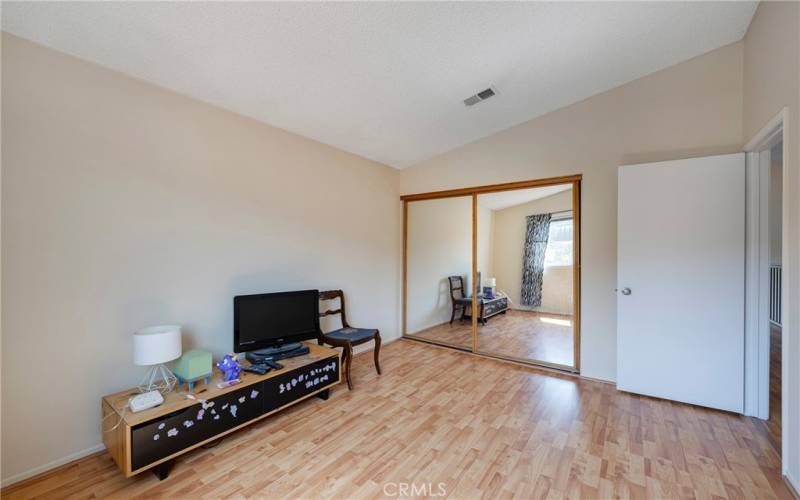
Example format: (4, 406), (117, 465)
(617, 153), (745, 413)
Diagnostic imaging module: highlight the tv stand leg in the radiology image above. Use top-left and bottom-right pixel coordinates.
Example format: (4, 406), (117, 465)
(153, 460), (172, 480)
(316, 389), (330, 401)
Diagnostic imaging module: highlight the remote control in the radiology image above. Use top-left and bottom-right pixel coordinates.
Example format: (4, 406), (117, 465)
(243, 365), (270, 375)
(217, 379), (240, 389)
(263, 359), (283, 370)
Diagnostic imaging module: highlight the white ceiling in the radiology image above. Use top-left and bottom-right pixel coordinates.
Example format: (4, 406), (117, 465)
(478, 184), (571, 211)
(2, 2), (757, 168)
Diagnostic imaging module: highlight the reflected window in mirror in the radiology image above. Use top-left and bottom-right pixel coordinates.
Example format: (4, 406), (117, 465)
(544, 216), (573, 268)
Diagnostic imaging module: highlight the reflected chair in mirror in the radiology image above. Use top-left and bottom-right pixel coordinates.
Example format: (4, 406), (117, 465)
(448, 275), (471, 324)
(317, 289), (381, 390)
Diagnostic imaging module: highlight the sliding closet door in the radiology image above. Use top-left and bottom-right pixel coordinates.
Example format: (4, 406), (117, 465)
(405, 196), (474, 350)
(474, 185), (577, 369)
(401, 175), (581, 372)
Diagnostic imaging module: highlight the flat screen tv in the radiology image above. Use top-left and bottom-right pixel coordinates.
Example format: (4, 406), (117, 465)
(233, 290), (320, 352)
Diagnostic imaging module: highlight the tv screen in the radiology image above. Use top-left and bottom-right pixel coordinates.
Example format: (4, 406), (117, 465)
(233, 290), (320, 352)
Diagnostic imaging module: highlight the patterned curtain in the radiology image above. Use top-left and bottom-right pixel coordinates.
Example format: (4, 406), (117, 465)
(521, 213), (552, 307)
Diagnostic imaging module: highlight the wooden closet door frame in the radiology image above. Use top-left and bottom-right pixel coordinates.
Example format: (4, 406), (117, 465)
(401, 174), (582, 373)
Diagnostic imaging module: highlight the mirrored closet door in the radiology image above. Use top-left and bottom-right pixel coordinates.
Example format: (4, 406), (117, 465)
(402, 176), (581, 372)
(475, 184), (577, 369)
(405, 195), (474, 350)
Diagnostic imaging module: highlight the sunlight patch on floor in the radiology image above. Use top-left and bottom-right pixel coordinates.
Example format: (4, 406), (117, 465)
(539, 316), (572, 327)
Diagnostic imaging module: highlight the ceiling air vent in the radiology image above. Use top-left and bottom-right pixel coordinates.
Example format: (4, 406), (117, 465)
(463, 87), (497, 107)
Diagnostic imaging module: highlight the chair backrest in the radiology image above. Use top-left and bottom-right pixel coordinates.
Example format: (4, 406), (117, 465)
(449, 273), (482, 300)
(448, 276), (464, 300)
(319, 289), (349, 329)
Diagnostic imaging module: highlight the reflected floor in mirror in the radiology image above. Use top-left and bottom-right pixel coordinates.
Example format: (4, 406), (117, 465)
(410, 309), (573, 367)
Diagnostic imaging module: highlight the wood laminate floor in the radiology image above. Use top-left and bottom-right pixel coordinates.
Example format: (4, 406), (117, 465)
(762, 324), (782, 452)
(411, 309), (574, 366)
(3, 340), (790, 499)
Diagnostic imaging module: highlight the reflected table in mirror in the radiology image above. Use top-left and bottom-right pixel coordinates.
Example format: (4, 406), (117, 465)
(461, 293), (509, 325)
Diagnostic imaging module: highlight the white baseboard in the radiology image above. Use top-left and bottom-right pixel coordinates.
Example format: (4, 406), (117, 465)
(1, 443), (105, 488)
(785, 472), (800, 500)
(351, 334), (400, 355)
(511, 306), (573, 316)
(406, 319), (450, 336)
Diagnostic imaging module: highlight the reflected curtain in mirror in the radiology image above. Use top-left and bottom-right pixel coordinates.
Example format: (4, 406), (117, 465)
(520, 213), (551, 306)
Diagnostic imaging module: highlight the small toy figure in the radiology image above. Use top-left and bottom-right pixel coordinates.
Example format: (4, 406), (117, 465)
(216, 354), (241, 382)
(173, 350), (213, 390)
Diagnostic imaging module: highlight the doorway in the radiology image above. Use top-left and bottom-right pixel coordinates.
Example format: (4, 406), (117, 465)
(766, 140), (783, 451)
(402, 176), (581, 372)
(743, 108), (787, 473)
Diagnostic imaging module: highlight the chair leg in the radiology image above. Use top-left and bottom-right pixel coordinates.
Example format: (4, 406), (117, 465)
(340, 346), (348, 384)
(343, 343), (354, 390)
(373, 333), (382, 375)
(450, 306), (456, 325)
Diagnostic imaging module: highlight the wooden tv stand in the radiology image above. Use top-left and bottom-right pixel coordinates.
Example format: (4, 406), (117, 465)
(101, 342), (340, 480)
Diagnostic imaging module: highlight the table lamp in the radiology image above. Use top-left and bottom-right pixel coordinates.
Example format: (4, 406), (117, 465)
(134, 325), (182, 393)
(483, 277), (497, 298)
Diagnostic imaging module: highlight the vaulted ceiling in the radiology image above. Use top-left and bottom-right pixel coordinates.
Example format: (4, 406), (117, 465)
(2, 2), (757, 168)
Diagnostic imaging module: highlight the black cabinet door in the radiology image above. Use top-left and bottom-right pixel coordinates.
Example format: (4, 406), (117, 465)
(262, 358), (339, 414)
(484, 297), (508, 317)
(130, 383), (263, 471)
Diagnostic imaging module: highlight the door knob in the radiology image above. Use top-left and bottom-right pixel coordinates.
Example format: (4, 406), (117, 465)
(621, 288), (632, 295)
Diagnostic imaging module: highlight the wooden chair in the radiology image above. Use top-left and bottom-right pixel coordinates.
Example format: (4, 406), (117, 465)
(317, 290), (381, 390)
(448, 276), (469, 324)
(448, 272), (480, 324)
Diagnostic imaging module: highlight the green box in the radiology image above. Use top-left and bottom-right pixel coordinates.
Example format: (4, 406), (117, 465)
(172, 349), (212, 390)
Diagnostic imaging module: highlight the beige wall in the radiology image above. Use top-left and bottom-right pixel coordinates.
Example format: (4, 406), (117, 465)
(400, 41), (744, 382)
(742, 0), (800, 486)
(477, 204), (493, 282)
(406, 197), (472, 333)
(405, 198), (492, 333)
(488, 190), (573, 315)
(0, 33), (401, 483)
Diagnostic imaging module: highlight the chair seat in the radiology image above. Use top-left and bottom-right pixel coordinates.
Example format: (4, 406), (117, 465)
(324, 327), (378, 342)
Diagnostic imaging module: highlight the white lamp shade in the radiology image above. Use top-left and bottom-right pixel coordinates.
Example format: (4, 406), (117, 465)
(485, 278), (497, 287)
(133, 325), (182, 366)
